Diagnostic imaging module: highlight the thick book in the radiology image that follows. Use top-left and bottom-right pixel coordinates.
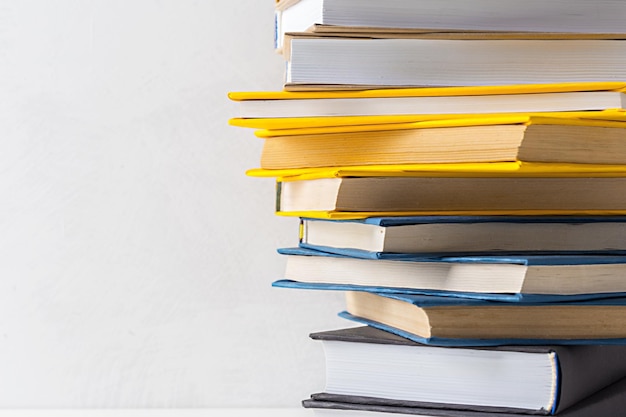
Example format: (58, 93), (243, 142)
(299, 216), (626, 257)
(284, 37), (626, 89)
(276, 0), (626, 49)
(304, 326), (626, 415)
(275, 174), (626, 219)
(274, 247), (626, 302)
(303, 377), (626, 416)
(339, 291), (626, 346)
(254, 117), (626, 169)
(228, 82), (626, 123)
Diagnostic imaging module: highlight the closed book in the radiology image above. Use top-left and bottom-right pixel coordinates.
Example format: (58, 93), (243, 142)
(228, 82), (626, 124)
(304, 326), (626, 415)
(299, 216), (626, 257)
(276, 0), (626, 49)
(284, 37), (626, 89)
(340, 291), (626, 346)
(276, 175), (626, 219)
(274, 247), (626, 302)
(255, 117), (626, 169)
(303, 377), (626, 416)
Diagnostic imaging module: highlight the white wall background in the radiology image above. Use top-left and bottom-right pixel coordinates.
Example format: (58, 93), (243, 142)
(0, 0), (346, 408)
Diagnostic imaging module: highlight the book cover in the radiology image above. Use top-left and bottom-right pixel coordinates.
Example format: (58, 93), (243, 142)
(230, 110), (626, 131)
(249, 161), (626, 180)
(253, 114), (626, 138)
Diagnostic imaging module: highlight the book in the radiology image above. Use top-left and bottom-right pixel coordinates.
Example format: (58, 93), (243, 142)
(340, 291), (626, 345)
(229, 82), (626, 121)
(284, 37), (626, 90)
(299, 216), (626, 257)
(304, 325), (626, 415)
(254, 117), (626, 169)
(276, 175), (626, 219)
(230, 109), (626, 131)
(276, 0), (626, 49)
(274, 247), (626, 302)
(303, 377), (626, 416)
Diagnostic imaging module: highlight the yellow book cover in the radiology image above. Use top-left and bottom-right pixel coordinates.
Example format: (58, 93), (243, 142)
(229, 82), (626, 101)
(248, 162), (626, 181)
(231, 110), (626, 132)
(275, 210), (626, 219)
(254, 114), (626, 137)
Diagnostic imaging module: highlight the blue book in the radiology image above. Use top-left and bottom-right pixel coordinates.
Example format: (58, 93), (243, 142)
(299, 216), (626, 259)
(275, 247), (626, 302)
(339, 291), (626, 346)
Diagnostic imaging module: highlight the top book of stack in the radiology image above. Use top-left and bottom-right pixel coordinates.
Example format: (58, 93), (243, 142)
(275, 0), (626, 90)
(275, 0), (626, 49)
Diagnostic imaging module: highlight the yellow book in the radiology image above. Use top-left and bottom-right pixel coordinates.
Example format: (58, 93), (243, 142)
(254, 111), (626, 139)
(255, 116), (626, 169)
(228, 81), (626, 130)
(248, 160), (626, 219)
(272, 171), (626, 219)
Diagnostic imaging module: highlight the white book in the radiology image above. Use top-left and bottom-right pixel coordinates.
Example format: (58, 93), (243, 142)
(276, 0), (626, 49)
(285, 38), (626, 89)
(234, 89), (626, 119)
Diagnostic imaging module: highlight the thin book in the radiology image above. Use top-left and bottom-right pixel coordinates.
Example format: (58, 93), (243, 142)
(298, 216), (626, 257)
(275, 247), (626, 302)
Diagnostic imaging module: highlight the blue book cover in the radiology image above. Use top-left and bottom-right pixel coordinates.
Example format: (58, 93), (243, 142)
(279, 246), (626, 265)
(272, 279), (626, 303)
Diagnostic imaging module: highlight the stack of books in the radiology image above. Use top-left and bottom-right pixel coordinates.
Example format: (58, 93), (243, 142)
(230, 0), (626, 415)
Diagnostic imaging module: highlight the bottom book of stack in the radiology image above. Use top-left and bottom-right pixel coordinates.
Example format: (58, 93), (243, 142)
(302, 326), (626, 416)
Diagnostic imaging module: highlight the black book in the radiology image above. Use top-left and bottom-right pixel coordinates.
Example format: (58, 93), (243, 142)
(305, 326), (626, 415)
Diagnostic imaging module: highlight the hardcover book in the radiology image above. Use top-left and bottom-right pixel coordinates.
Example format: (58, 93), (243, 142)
(254, 117), (626, 169)
(304, 325), (626, 415)
(340, 291), (626, 346)
(303, 378), (626, 417)
(274, 247), (626, 302)
(298, 216), (626, 257)
(228, 82), (626, 127)
(276, 175), (626, 219)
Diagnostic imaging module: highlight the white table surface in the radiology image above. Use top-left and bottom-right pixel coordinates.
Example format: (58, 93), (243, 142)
(0, 409), (434, 417)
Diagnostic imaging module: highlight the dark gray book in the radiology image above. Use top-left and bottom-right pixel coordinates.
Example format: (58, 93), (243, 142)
(306, 326), (626, 415)
(303, 380), (626, 416)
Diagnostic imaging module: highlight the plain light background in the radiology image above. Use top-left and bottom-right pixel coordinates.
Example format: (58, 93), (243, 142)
(0, 0), (347, 408)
